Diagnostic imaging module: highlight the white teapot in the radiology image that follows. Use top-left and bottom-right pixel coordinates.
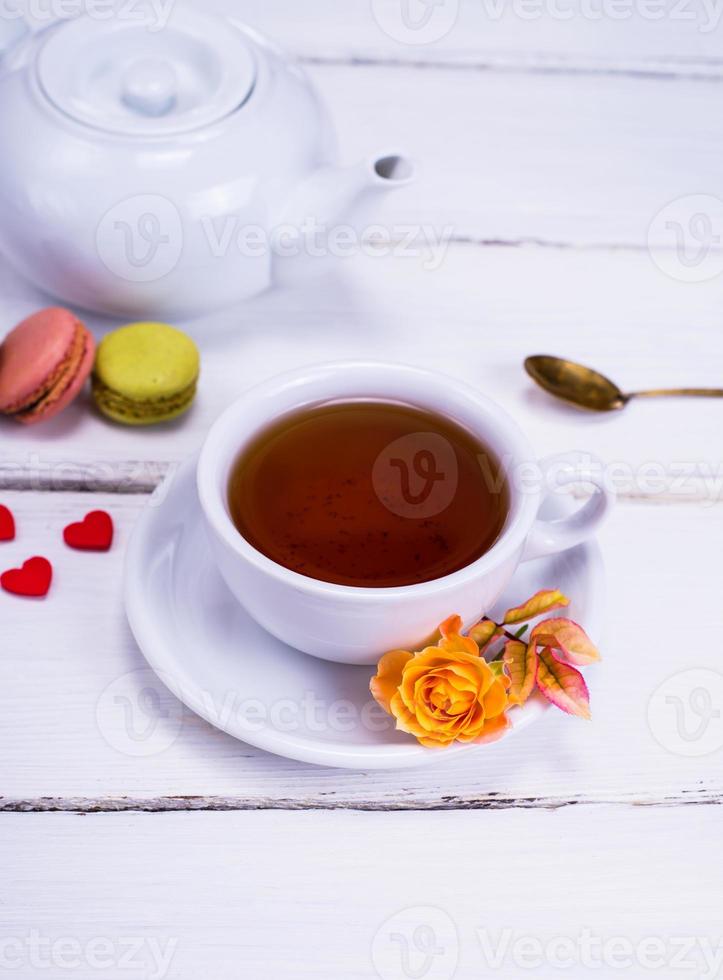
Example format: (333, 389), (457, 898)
(0, 4), (413, 318)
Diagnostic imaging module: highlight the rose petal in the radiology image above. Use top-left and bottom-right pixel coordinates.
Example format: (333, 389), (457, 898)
(536, 647), (591, 720)
(503, 590), (570, 625)
(439, 614), (463, 639)
(482, 678), (509, 719)
(435, 663), (486, 689)
(465, 713), (511, 745)
(439, 632), (481, 657)
(407, 664), (480, 718)
(417, 676), (474, 719)
(416, 733), (457, 748)
(412, 648), (483, 672)
(439, 670), (479, 693)
(370, 649), (414, 715)
(391, 690), (461, 744)
(389, 691), (419, 734)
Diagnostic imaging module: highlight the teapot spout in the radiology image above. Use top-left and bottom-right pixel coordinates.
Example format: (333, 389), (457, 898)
(281, 151), (415, 235)
(370, 153), (416, 186)
(274, 152), (414, 286)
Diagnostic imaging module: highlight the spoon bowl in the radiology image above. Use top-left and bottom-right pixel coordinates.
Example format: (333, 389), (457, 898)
(525, 356), (628, 412)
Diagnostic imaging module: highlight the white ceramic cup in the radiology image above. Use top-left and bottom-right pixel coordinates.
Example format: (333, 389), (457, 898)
(197, 362), (614, 665)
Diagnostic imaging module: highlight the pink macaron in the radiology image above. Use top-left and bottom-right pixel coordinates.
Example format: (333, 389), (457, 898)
(0, 308), (95, 425)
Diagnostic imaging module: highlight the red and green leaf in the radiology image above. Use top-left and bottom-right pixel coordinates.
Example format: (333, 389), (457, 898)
(503, 640), (538, 706)
(503, 590), (570, 626)
(531, 618), (600, 666)
(469, 619), (499, 651)
(536, 646), (591, 719)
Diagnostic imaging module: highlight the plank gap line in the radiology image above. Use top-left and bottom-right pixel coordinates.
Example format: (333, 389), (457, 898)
(1, 472), (721, 505)
(1, 793), (721, 814)
(300, 54), (723, 84)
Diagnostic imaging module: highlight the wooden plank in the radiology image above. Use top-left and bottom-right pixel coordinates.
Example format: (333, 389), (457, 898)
(2, 245), (723, 497)
(2, 807), (722, 978)
(306, 64), (723, 246)
(221, 0), (723, 75)
(1, 490), (721, 808)
(20, 0), (723, 73)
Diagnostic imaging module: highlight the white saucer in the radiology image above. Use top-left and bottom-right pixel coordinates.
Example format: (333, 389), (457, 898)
(125, 458), (605, 770)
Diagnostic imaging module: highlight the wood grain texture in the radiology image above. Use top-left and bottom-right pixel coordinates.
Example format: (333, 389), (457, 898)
(2, 808), (722, 978)
(20, 0), (723, 75)
(302, 65), (723, 246)
(1, 490), (721, 809)
(220, 0), (723, 76)
(2, 246), (723, 497)
(2, 6), (721, 965)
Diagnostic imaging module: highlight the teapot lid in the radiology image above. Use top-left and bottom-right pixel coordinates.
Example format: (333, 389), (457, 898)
(35, 6), (257, 137)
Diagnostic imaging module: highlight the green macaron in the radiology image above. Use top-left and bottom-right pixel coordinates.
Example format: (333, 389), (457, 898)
(93, 322), (200, 426)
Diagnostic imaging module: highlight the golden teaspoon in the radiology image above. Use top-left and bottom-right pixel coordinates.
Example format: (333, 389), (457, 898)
(525, 355), (723, 413)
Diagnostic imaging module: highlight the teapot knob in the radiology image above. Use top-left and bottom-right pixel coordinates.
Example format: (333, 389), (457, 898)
(121, 58), (177, 117)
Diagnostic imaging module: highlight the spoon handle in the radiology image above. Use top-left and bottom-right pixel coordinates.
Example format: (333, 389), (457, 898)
(630, 388), (723, 401)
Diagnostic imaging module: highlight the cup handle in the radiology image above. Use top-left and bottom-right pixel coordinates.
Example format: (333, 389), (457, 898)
(522, 452), (614, 562)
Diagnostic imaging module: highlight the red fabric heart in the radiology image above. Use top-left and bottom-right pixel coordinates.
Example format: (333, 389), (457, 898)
(0, 505), (15, 542)
(63, 511), (114, 552)
(1, 556), (52, 597)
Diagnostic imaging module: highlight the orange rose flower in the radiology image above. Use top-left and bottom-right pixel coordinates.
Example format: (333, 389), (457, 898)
(370, 615), (512, 748)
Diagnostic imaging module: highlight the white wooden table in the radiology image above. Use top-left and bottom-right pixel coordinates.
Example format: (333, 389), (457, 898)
(2, 3), (723, 977)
